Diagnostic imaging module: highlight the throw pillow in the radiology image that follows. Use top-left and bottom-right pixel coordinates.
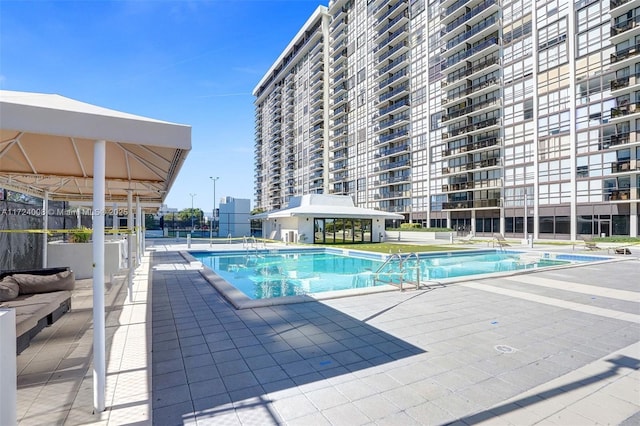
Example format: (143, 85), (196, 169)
(0, 275), (20, 301)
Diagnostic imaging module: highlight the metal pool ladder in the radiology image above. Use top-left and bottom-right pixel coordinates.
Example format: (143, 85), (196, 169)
(373, 252), (421, 291)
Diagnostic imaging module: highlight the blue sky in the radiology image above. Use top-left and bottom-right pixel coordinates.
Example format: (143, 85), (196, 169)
(0, 0), (323, 211)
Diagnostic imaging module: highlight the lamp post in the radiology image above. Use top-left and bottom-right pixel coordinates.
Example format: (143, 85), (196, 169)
(189, 193), (196, 232)
(210, 177), (219, 241)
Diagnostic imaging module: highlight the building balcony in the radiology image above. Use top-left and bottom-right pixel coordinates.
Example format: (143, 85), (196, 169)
(373, 158), (411, 173)
(374, 0), (407, 27)
(443, 36), (500, 73)
(375, 54), (408, 78)
(372, 174), (410, 186)
(443, 14), (499, 51)
(440, 0), (467, 21)
(601, 131), (639, 149)
(442, 77), (500, 108)
(332, 49), (348, 66)
(442, 0), (499, 33)
(332, 26), (348, 44)
(376, 113), (410, 133)
(443, 136), (501, 157)
(442, 55), (500, 89)
(333, 82), (347, 97)
(611, 102), (640, 119)
(612, 160), (637, 173)
(611, 43), (640, 64)
(377, 82), (410, 105)
(607, 189), (632, 201)
(310, 123), (324, 136)
(442, 96), (501, 123)
(378, 97), (410, 117)
(443, 197), (501, 210)
(377, 68), (409, 91)
(376, 40), (410, 62)
(377, 127), (409, 145)
(374, 143), (410, 159)
(375, 9), (409, 37)
(611, 0), (633, 11)
(375, 25), (408, 53)
(610, 14), (640, 40)
(443, 117), (501, 139)
(442, 181), (475, 192)
(330, 138), (349, 151)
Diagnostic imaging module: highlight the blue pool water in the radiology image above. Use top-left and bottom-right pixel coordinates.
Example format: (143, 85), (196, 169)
(190, 249), (592, 301)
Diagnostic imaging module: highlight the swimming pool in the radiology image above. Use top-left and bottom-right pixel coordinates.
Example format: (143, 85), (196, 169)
(188, 248), (603, 306)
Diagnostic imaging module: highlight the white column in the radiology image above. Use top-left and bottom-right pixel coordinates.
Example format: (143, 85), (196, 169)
(127, 190), (134, 302)
(0, 309), (16, 426)
(76, 206), (81, 228)
(42, 191), (49, 268)
(136, 196), (142, 264)
(92, 140), (106, 412)
(112, 202), (118, 235)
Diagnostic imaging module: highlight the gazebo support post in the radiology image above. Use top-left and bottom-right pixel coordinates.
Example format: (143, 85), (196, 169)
(136, 196), (142, 264)
(42, 191), (48, 268)
(127, 190), (134, 302)
(92, 140), (106, 412)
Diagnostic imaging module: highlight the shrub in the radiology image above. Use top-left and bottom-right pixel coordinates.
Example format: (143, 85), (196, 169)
(69, 227), (92, 243)
(400, 222), (422, 229)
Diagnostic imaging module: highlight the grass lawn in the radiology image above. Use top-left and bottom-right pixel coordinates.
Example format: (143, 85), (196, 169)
(323, 243), (470, 254)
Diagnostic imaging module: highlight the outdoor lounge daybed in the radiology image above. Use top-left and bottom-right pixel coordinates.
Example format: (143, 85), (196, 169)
(0, 267), (75, 354)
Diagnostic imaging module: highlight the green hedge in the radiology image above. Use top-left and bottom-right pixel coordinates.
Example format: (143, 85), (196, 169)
(390, 225), (453, 232)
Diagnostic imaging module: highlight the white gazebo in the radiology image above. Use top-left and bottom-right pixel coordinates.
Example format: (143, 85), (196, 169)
(0, 90), (191, 413)
(253, 194), (403, 244)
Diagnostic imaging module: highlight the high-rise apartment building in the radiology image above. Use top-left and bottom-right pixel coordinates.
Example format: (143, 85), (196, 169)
(254, 0), (640, 239)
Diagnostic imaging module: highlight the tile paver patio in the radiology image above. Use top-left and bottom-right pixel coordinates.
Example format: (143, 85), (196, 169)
(12, 239), (640, 425)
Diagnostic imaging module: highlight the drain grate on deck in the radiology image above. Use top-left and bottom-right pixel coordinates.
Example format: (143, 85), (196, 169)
(494, 344), (517, 354)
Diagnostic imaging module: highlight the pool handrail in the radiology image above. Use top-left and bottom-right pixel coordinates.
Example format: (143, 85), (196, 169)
(374, 252), (421, 291)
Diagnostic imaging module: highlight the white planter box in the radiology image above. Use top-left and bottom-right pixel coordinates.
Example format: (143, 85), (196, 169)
(47, 240), (127, 280)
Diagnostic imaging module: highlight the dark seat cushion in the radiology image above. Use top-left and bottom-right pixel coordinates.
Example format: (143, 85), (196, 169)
(12, 270), (75, 294)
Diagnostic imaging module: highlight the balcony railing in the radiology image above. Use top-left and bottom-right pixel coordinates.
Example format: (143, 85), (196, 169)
(443, 198), (501, 209)
(377, 40), (409, 62)
(443, 55), (500, 87)
(611, 102), (640, 118)
(379, 97), (410, 116)
(443, 37), (500, 70)
(377, 127), (409, 144)
(378, 82), (410, 103)
(445, 14), (498, 51)
(443, 0), (499, 34)
(611, 43), (640, 63)
(442, 96), (501, 122)
(611, 14), (640, 37)
(443, 117), (500, 139)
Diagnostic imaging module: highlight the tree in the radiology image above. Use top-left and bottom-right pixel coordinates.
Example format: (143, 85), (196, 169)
(178, 208), (204, 228)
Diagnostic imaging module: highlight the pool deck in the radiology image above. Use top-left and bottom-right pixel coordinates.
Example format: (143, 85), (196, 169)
(14, 238), (640, 425)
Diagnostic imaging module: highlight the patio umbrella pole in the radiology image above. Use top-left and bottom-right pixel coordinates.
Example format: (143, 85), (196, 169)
(92, 140), (106, 412)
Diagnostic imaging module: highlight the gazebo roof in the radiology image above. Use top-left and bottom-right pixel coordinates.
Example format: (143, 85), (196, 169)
(0, 90), (191, 206)
(254, 194), (404, 220)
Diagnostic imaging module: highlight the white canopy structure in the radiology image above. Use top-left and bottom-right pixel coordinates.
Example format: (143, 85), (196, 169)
(254, 194), (405, 220)
(0, 90), (191, 412)
(0, 90), (190, 203)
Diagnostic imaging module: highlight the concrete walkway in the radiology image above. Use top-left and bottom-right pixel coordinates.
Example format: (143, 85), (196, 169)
(14, 239), (640, 425)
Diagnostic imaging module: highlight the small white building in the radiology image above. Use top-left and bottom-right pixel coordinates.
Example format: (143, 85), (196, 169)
(253, 194), (403, 244)
(218, 196), (251, 237)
